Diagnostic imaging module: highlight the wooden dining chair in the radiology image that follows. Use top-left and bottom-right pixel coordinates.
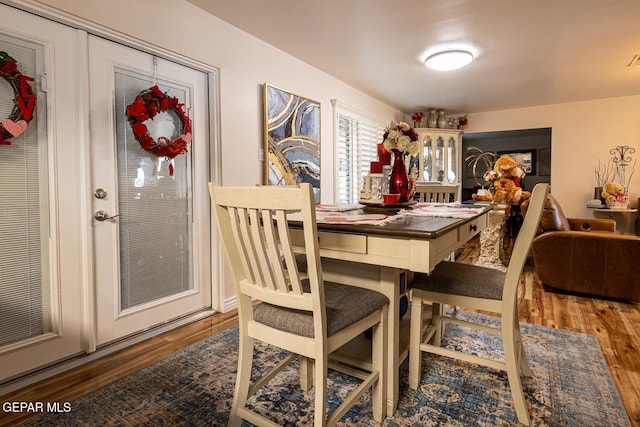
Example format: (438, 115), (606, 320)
(209, 182), (388, 427)
(414, 183), (459, 203)
(408, 182), (549, 426)
(414, 182), (461, 261)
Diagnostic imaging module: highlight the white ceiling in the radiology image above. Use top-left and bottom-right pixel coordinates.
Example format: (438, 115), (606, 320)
(188, 0), (640, 115)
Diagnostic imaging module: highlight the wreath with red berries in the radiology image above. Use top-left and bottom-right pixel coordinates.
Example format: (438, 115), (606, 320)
(125, 85), (192, 161)
(0, 51), (36, 145)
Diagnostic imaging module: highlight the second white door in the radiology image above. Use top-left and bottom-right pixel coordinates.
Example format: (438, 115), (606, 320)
(89, 35), (211, 346)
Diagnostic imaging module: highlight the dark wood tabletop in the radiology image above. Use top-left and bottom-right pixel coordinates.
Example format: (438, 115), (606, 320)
(290, 206), (491, 239)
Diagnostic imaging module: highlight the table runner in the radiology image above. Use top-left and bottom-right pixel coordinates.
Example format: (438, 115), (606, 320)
(402, 203), (486, 219)
(288, 210), (399, 225)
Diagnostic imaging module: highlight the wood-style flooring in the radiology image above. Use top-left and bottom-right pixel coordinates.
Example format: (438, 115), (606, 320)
(1, 236), (639, 426)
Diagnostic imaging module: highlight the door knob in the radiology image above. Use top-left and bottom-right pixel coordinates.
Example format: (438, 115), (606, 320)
(94, 210), (120, 221)
(94, 188), (107, 199)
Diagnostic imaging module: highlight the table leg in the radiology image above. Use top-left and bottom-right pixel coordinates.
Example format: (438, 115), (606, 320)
(475, 205), (510, 272)
(319, 259), (403, 416)
(379, 266), (401, 415)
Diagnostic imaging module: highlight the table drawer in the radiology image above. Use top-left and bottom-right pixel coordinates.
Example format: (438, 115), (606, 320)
(458, 216), (486, 243)
(290, 229), (367, 254)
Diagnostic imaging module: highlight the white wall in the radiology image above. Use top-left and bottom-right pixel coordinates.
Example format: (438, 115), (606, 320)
(465, 95), (640, 232)
(30, 0), (402, 310)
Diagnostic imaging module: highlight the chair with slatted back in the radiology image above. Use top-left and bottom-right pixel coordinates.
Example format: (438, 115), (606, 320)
(414, 183), (461, 261)
(209, 182), (388, 427)
(408, 183), (549, 426)
(414, 183), (459, 203)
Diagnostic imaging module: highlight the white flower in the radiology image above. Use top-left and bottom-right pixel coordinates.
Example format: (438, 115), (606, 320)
(382, 120), (418, 153)
(387, 129), (400, 140)
(396, 135), (411, 151)
(407, 141), (419, 156)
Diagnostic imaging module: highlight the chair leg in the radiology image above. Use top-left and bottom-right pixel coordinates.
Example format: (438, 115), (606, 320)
(409, 289), (424, 390)
(299, 356), (314, 391)
(229, 330), (254, 427)
(314, 354), (328, 427)
(431, 302), (444, 346)
(371, 309), (388, 422)
(503, 318), (531, 426)
(513, 316), (532, 377)
(519, 343), (532, 377)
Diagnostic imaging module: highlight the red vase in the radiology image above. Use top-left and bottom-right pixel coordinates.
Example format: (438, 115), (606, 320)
(389, 149), (412, 202)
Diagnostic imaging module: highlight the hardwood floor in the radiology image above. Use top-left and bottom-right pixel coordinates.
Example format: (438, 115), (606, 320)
(1, 236), (639, 426)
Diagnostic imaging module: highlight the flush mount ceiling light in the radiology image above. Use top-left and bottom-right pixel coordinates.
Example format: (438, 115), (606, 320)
(425, 50), (473, 71)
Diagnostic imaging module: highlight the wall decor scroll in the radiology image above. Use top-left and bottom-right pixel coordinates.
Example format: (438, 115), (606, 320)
(263, 83), (320, 202)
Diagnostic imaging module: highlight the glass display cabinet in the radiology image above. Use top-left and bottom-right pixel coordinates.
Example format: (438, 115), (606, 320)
(407, 128), (463, 184)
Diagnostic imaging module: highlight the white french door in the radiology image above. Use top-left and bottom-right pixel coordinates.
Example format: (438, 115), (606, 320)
(0, 5), (214, 387)
(88, 36), (211, 346)
(0, 6), (85, 383)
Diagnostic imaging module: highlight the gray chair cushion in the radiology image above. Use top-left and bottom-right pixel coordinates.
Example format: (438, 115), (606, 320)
(411, 261), (505, 300)
(254, 281), (388, 338)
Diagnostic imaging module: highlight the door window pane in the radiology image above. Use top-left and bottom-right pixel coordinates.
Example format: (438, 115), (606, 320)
(0, 36), (50, 347)
(447, 137), (457, 183)
(114, 71), (193, 309)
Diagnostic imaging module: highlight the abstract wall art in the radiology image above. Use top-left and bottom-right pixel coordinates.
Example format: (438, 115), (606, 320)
(263, 84), (321, 202)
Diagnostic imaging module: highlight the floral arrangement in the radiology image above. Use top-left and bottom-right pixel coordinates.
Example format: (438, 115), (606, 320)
(126, 85), (192, 162)
(483, 169), (501, 187)
(458, 114), (468, 129)
(382, 121), (419, 155)
(411, 111), (424, 127)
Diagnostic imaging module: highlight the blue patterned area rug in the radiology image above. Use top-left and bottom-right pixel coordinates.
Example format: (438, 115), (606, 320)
(21, 311), (630, 426)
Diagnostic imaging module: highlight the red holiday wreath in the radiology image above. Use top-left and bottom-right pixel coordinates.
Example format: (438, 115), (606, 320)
(0, 51), (36, 145)
(125, 85), (192, 160)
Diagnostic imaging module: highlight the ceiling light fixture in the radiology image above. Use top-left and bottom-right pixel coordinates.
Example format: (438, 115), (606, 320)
(425, 50), (473, 71)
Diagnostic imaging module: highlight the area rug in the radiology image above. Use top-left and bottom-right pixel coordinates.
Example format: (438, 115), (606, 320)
(21, 311), (630, 426)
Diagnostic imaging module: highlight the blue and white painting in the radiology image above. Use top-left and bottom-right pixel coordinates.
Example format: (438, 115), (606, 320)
(264, 84), (320, 202)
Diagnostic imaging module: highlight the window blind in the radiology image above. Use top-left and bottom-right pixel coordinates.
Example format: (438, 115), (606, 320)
(114, 71), (193, 310)
(0, 38), (50, 347)
(335, 107), (384, 204)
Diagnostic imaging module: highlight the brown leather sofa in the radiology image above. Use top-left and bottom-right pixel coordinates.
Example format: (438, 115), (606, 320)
(522, 194), (640, 301)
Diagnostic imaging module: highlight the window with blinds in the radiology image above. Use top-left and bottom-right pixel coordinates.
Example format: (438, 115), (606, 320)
(335, 108), (384, 204)
(0, 37), (50, 347)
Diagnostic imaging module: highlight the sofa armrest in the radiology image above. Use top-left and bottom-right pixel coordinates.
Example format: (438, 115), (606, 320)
(531, 231), (640, 301)
(567, 218), (616, 232)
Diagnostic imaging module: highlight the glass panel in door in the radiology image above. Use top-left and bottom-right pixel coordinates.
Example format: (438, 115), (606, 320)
(435, 136), (444, 182)
(114, 71), (193, 310)
(422, 136), (432, 181)
(0, 34), (49, 348)
(447, 136), (457, 183)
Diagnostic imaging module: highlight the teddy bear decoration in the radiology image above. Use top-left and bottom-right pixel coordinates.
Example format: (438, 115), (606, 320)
(601, 182), (629, 209)
(472, 155), (531, 204)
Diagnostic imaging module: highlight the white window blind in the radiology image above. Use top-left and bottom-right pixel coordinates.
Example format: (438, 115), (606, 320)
(0, 37), (50, 347)
(335, 106), (385, 204)
(114, 71), (193, 310)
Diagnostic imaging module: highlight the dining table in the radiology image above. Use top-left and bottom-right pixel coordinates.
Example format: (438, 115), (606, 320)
(288, 203), (490, 416)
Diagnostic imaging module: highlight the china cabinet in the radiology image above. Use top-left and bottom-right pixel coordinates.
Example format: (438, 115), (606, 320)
(407, 128), (463, 184)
